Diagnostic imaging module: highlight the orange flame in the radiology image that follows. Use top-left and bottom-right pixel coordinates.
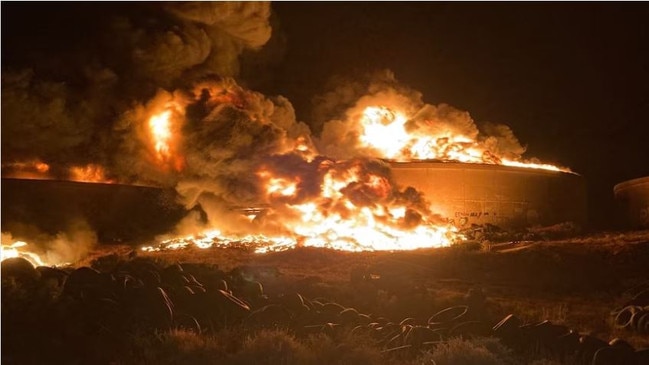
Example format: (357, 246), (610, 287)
(258, 169), (299, 198)
(69, 164), (113, 183)
(2, 160), (51, 179)
(143, 160), (462, 254)
(139, 84), (566, 255)
(149, 109), (173, 161)
(357, 105), (567, 172)
(1, 241), (48, 267)
(147, 102), (185, 171)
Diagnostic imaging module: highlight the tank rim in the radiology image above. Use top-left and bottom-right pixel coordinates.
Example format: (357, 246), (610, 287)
(384, 159), (580, 177)
(613, 176), (649, 194)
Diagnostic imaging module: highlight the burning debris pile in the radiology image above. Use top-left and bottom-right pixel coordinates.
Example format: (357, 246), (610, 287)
(2, 2), (568, 256)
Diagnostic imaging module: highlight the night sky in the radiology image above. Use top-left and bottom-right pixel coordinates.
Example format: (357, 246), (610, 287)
(3, 2), (649, 229)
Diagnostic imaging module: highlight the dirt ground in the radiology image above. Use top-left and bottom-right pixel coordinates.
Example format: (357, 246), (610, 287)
(89, 229), (649, 349)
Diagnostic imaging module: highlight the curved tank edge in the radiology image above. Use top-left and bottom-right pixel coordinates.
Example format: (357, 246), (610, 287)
(613, 176), (649, 194)
(613, 175), (649, 229)
(385, 160), (581, 177)
(387, 160), (587, 229)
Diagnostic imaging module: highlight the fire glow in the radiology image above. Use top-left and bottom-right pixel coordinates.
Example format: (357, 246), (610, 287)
(144, 157), (461, 253)
(146, 101), (185, 171)
(149, 110), (173, 162)
(357, 106), (565, 172)
(69, 164), (113, 184)
(2, 160), (51, 180)
(5, 78), (567, 256)
(1, 241), (48, 267)
(139, 80), (568, 254)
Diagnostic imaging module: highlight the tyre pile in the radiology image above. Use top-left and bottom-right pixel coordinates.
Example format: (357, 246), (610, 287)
(613, 289), (649, 335)
(2, 255), (648, 364)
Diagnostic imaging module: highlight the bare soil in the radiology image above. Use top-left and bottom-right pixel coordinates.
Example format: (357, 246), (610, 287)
(114, 229), (649, 349)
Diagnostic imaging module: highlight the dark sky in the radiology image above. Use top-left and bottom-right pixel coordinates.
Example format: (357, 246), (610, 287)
(263, 2), (649, 228)
(3, 2), (649, 229)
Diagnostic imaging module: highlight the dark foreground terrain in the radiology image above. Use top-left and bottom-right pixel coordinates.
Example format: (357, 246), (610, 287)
(3, 230), (649, 364)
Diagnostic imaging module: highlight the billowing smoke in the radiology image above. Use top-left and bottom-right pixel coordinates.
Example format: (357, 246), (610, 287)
(2, 3), (548, 252)
(257, 155), (440, 231)
(1, 220), (98, 266)
(171, 78), (312, 207)
(316, 70), (528, 163)
(1, 2), (277, 250)
(114, 77), (315, 237)
(2, 2), (273, 180)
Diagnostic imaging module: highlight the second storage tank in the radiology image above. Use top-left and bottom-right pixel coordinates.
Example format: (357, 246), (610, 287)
(389, 161), (587, 229)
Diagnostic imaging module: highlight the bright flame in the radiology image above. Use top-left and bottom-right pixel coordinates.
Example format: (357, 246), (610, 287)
(272, 164), (458, 251)
(501, 159), (562, 172)
(359, 106), (410, 159)
(147, 102), (185, 171)
(357, 106), (567, 172)
(142, 159), (463, 254)
(258, 170), (299, 198)
(141, 231), (297, 254)
(1, 241), (47, 267)
(149, 109), (173, 161)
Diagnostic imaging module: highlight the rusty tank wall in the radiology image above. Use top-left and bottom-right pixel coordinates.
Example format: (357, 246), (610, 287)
(1, 178), (188, 243)
(613, 176), (649, 229)
(389, 161), (587, 229)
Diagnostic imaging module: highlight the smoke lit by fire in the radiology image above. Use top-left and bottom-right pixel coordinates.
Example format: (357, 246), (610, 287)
(0, 227), (96, 267)
(356, 105), (563, 171)
(2, 160), (51, 180)
(1, 241), (48, 267)
(2, 161), (114, 184)
(69, 164), (113, 183)
(318, 86), (567, 172)
(2, 3), (569, 257)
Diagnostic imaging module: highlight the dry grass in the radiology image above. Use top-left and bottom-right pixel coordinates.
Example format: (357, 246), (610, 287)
(5, 230), (649, 364)
(123, 329), (527, 365)
(130, 230), (649, 348)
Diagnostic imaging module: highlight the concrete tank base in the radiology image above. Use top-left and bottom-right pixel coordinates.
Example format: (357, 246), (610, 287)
(389, 161), (587, 229)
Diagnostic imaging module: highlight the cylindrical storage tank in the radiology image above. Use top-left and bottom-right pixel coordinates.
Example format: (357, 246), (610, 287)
(389, 161), (587, 229)
(1, 178), (187, 243)
(613, 176), (649, 229)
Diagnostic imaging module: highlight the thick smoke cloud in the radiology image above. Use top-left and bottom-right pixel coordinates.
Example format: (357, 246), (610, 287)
(2, 2), (273, 180)
(2, 3), (531, 248)
(2, 2), (277, 247)
(1, 220), (98, 266)
(120, 78), (315, 236)
(315, 70), (527, 162)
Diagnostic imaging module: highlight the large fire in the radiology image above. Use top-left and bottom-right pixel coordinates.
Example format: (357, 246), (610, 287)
(144, 155), (461, 253)
(139, 81), (569, 254)
(357, 106), (564, 172)
(137, 79), (574, 253)
(5, 79), (567, 256)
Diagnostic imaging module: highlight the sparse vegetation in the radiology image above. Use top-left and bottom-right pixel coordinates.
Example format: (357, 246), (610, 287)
(3, 230), (649, 364)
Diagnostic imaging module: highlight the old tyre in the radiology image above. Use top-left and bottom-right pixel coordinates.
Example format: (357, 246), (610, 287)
(428, 305), (469, 326)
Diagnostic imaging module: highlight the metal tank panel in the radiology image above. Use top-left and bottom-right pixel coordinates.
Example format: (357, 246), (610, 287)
(614, 176), (649, 229)
(1, 178), (187, 243)
(389, 161), (587, 229)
